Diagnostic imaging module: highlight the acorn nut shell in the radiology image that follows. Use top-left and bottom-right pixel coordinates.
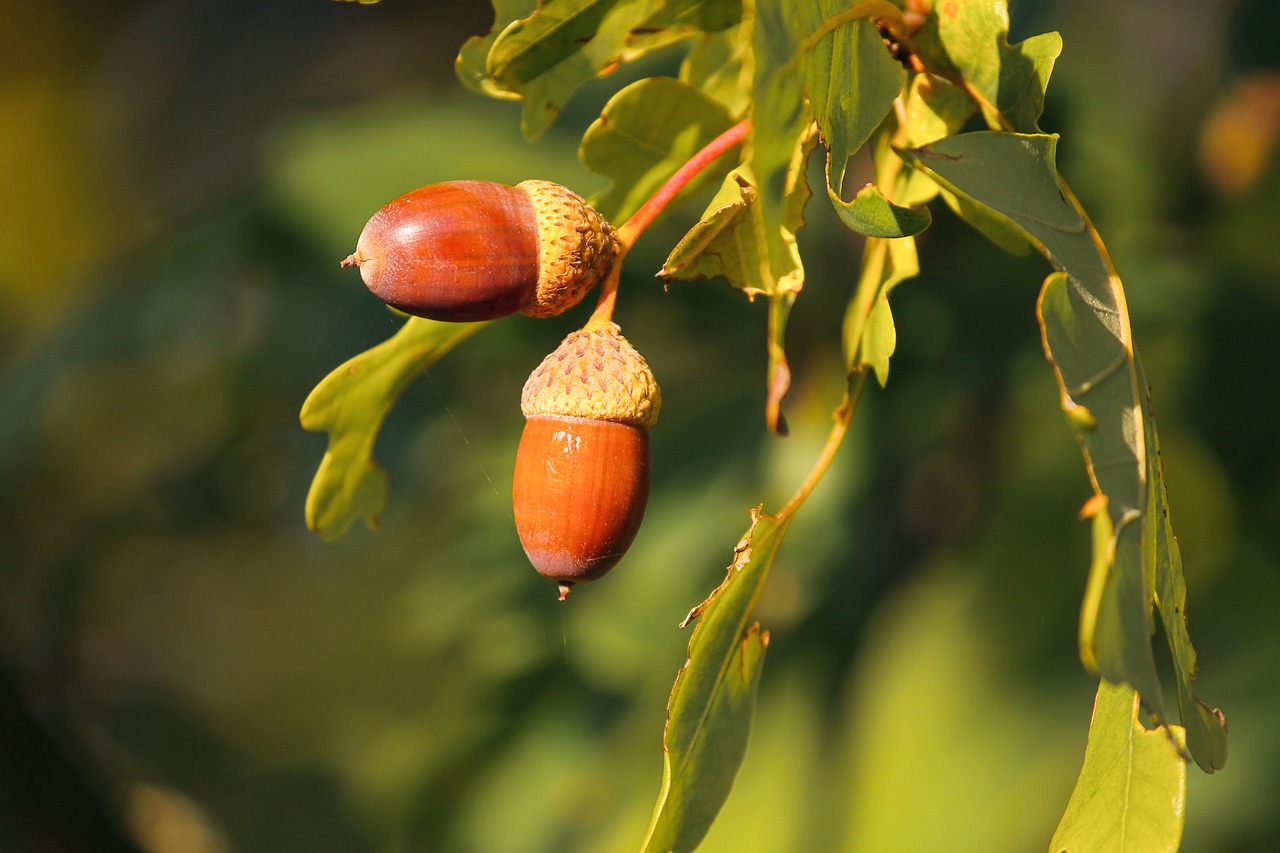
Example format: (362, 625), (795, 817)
(342, 180), (616, 322)
(512, 323), (660, 599)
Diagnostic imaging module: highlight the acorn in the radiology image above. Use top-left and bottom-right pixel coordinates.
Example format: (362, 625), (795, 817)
(341, 180), (617, 322)
(513, 322), (660, 599)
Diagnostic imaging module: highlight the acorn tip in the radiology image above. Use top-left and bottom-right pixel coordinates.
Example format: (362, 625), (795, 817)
(557, 583), (573, 601)
(340, 251), (363, 268)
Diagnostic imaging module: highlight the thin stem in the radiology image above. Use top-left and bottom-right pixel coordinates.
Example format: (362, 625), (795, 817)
(776, 371), (869, 522)
(615, 119), (751, 249)
(587, 118), (750, 328)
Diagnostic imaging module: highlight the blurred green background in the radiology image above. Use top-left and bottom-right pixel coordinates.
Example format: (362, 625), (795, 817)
(3, 1), (1279, 851)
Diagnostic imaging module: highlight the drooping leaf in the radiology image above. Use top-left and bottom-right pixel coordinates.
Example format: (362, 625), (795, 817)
(912, 0), (1061, 132)
(905, 131), (1227, 771)
(300, 318), (486, 540)
(640, 509), (785, 853)
(1049, 680), (1187, 853)
(466, 0), (742, 138)
(1139, 361), (1229, 773)
(579, 77), (736, 224)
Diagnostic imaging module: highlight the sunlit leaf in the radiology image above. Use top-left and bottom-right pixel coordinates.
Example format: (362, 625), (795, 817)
(641, 509), (784, 853)
(579, 77), (735, 224)
(904, 130), (1226, 770)
(300, 318), (486, 540)
(660, 167), (771, 295)
(1049, 680), (1187, 853)
(468, 0), (741, 138)
(913, 0), (1061, 132)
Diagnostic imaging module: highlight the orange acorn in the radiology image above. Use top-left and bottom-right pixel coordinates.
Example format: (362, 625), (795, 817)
(512, 322), (660, 599)
(342, 180), (616, 322)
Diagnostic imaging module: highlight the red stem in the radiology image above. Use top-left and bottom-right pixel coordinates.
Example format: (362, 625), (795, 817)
(588, 118), (749, 327)
(616, 118), (750, 248)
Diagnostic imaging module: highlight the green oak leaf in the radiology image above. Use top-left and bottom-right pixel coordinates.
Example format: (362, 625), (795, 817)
(470, 0), (741, 138)
(300, 318), (486, 540)
(912, 0), (1061, 132)
(905, 131), (1227, 772)
(579, 77), (736, 224)
(680, 24), (752, 117)
(1050, 680), (1187, 853)
(640, 509), (784, 853)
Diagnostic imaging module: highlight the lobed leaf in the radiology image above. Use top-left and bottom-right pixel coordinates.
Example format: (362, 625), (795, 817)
(580, 77), (736, 225)
(640, 509), (785, 853)
(912, 0), (1061, 132)
(300, 318), (486, 540)
(1049, 680), (1187, 853)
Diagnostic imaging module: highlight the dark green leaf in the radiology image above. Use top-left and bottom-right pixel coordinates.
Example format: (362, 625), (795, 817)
(804, 5), (905, 231)
(300, 318), (486, 540)
(1139, 360), (1229, 773)
(905, 130), (1227, 770)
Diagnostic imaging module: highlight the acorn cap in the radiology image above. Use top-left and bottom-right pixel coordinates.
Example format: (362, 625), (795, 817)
(520, 323), (660, 429)
(518, 180), (618, 318)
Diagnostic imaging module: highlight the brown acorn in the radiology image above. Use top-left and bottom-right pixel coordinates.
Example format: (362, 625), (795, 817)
(341, 180), (616, 322)
(513, 322), (661, 599)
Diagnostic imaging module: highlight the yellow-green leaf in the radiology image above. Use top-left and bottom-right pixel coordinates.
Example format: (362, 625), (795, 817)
(1050, 680), (1187, 853)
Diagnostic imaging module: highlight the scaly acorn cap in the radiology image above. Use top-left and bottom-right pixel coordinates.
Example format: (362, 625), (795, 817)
(518, 180), (618, 318)
(521, 323), (660, 429)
